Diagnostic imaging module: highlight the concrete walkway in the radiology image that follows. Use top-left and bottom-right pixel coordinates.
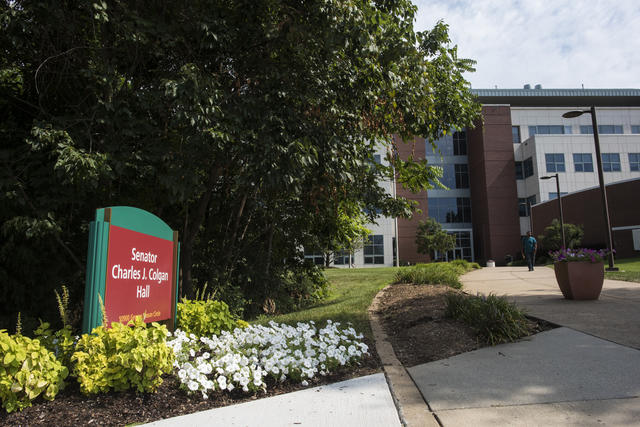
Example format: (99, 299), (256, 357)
(404, 266), (640, 426)
(460, 266), (640, 349)
(143, 373), (401, 427)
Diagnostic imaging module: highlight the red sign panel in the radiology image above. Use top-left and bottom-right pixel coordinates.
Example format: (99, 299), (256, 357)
(104, 225), (174, 325)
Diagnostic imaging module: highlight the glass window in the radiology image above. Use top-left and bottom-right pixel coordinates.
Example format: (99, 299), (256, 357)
(602, 153), (621, 172)
(518, 196), (536, 217)
(545, 153), (565, 173)
(333, 250), (352, 265)
(428, 197), (471, 224)
(438, 164), (456, 189)
(529, 125), (571, 136)
(573, 153), (594, 172)
(303, 248), (324, 265)
(629, 153), (640, 171)
(364, 235), (384, 264)
(515, 161), (523, 180)
(453, 131), (467, 155)
(455, 164), (469, 188)
(549, 192), (568, 200)
(523, 157), (534, 178)
(631, 125), (640, 134)
(373, 154), (381, 164)
(512, 126), (521, 143)
(580, 125), (624, 134)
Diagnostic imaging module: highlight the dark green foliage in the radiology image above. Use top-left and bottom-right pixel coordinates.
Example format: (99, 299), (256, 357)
(0, 1), (479, 326)
(445, 293), (530, 345)
(538, 219), (584, 252)
(415, 218), (456, 260)
(393, 260), (478, 288)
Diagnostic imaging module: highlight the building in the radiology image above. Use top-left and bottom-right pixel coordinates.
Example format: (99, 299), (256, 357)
(313, 87), (640, 267)
(532, 178), (640, 258)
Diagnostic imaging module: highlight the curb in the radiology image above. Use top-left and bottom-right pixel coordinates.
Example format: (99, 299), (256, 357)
(368, 285), (440, 427)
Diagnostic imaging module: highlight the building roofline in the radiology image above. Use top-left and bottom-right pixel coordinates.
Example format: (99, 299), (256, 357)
(471, 88), (640, 107)
(532, 177), (640, 209)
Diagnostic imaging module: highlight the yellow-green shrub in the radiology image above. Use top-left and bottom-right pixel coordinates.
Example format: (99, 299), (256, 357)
(177, 299), (240, 337)
(71, 317), (173, 395)
(0, 330), (68, 413)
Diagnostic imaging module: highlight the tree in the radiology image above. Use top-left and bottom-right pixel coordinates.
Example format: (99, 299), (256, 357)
(538, 219), (584, 252)
(415, 218), (456, 261)
(1, 0), (480, 326)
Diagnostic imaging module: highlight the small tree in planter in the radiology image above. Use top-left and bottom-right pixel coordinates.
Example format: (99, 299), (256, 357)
(416, 218), (455, 262)
(549, 248), (610, 300)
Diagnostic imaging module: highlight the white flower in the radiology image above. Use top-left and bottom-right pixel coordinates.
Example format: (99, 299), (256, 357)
(301, 380), (309, 386)
(187, 381), (199, 391)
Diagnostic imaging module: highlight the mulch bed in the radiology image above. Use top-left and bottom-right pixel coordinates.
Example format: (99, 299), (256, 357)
(374, 283), (555, 367)
(1, 284), (555, 425)
(0, 340), (381, 427)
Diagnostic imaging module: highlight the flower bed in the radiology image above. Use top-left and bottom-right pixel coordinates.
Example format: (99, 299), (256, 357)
(167, 320), (369, 399)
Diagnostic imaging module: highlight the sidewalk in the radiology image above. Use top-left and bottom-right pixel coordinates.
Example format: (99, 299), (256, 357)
(460, 266), (640, 349)
(405, 266), (640, 426)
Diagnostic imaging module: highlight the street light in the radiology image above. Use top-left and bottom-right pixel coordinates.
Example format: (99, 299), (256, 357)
(540, 173), (565, 248)
(562, 106), (618, 271)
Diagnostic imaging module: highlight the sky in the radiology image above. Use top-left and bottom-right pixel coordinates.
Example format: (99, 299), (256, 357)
(413, 0), (640, 89)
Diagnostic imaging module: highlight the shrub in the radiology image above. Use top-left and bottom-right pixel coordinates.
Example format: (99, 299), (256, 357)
(0, 330), (68, 413)
(71, 317), (173, 394)
(445, 293), (530, 345)
(177, 299), (240, 337)
(538, 219), (584, 251)
(33, 322), (76, 371)
(393, 261), (477, 289)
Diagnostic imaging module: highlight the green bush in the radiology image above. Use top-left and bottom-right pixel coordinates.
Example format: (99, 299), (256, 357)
(445, 293), (530, 345)
(0, 330), (68, 413)
(393, 261), (478, 289)
(177, 299), (239, 337)
(33, 322), (75, 370)
(71, 317), (173, 395)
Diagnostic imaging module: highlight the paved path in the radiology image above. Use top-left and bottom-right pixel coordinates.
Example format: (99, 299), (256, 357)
(143, 373), (401, 427)
(404, 266), (640, 426)
(460, 266), (640, 349)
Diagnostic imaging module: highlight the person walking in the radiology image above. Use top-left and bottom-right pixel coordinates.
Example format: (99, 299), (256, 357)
(522, 231), (537, 271)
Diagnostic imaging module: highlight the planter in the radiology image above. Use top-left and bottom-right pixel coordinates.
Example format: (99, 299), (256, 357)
(553, 261), (604, 300)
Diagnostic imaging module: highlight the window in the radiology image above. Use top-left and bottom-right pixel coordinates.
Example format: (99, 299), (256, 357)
(515, 161), (523, 180)
(549, 192), (568, 200)
(455, 164), (469, 188)
(529, 125), (571, 136)
(573, 153), (594, 172)
(580, 125), (623, 134)
(632, 125), (640, 134)
(333, 250), (352, 265)
(373, 154), (381, 164)
(518, 196), (536, 217)
(304, 249), (324, 265)
(453, 131), (467, 155)
(602, 153), (621, 172)
(428, 197), (471, 223)
(512, 126), (521, 143)
(441, 231), (473, 262)
(545, 153), (565, 173)
(364, 235), (384, 264)
(523, 157), (534, 178)
(629, 153), (640, 171)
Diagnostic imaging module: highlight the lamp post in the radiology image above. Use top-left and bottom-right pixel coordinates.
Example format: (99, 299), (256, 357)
(540, 173), (565, 248)
(562, 106), (618, 271)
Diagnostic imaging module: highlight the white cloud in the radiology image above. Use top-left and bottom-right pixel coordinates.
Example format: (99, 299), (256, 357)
(413, 0), (640, 89)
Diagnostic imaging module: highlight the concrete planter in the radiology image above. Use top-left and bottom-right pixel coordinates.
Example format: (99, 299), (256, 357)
(553, 261), (604, 300)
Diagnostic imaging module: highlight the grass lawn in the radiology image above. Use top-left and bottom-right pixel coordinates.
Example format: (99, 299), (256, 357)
(254, 267), (398, 339)
(605, 256), (640, 283)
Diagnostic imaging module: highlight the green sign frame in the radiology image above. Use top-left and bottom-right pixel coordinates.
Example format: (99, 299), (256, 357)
(82, 206), (180, 333)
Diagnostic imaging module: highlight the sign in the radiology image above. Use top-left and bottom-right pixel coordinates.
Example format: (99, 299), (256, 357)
(82, 207), (180, 333)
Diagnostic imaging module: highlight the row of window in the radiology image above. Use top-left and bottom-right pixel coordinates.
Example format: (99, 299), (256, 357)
(305, 235), (386, 265)
(512, 125), (640, 143)
(545, 153), (640, 173)
(431, 131), (468, 156)
(516, 153), (640, 178)
(439, 164), (469, 189)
